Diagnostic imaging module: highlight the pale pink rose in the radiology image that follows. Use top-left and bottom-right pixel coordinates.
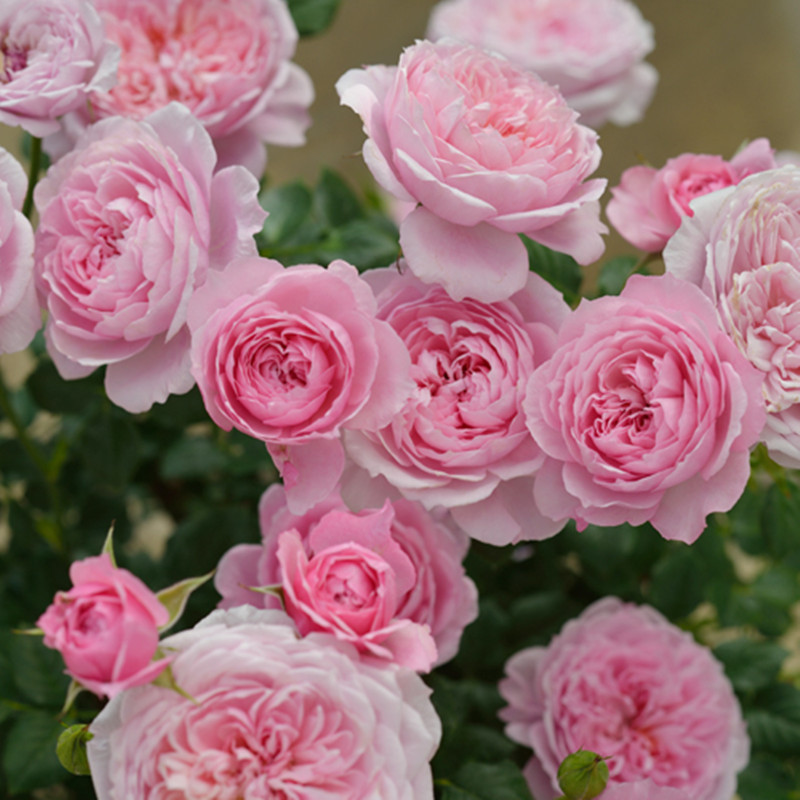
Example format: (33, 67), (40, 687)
(427, 0), (657, 128)
(34, 103), (264, 413)
(523, 273), (765, 543)
(36, 553), (170, 698)
(342, 266), (570, 545)
(87, 606), (441, 800)
(0, 149), (40, 354)
(500, 598), (750, 800)
(337, 40), (606, 304)
(49, 0), (312, 178)
(188, 257), (413, 512)
(607, 139), (777, 252)
(215, 483), (478, 666)
(664, 165), (800, 467)
(0, 0), (118, 137)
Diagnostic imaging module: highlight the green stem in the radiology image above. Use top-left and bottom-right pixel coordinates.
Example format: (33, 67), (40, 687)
(21, 136), (42, 221)
(0, 376), (64, 552)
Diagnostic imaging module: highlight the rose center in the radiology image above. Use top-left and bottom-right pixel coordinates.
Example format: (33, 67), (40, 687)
(0, 43), (28, 82)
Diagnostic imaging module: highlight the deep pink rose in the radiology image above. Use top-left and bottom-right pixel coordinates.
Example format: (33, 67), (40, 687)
(341, 266), (569, 545)
(36, 553), (170, 698)
(49, 0), (312, 178)
(608, 139), (777, 252)
(524, 273), (765, 543)
(427, 0), (657, 129)
(34, 103), (264, 413)
(500, 598), (750, 800)
(0, 0), (118, 137)
(664, 165), (800, 467)
(188, 257), (413, 512)
(87, 607), (441, 800)
(337, 39), (606, 303)
(0, 149), (40, 354)
(215, 483), (478, 666)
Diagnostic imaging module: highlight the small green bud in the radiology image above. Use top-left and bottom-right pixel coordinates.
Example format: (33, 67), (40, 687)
(56, 724), (93, 776)
(557, 749), (609, 800)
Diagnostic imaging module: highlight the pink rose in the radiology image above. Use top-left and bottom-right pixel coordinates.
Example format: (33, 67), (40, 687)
(427, 0), (657, 129)
(523, 273), (765, 543)
(500, 598), (750, 800)
(49, 0), (312, 178)
(664, 166), (800, 467)
(607, 139), (777, 252)
(188, 257), (413, 512)
(0, 0), (118, 137)
(341, 266), (570, 545)
(87, 607), (441, 800)
(337, 39), (606, 303)
(34, 103), (264, 413)
(0, 149), (40, 354)
(215, 483), (478, 666)
(36, 553), (170, 698)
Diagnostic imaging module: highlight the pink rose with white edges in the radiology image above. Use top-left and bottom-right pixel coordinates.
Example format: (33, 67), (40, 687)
(0, 0), (118, 137)
(37, 554), (170, 698)
(500, 598), (749, 800)
(0, 149), (40, 355)
(607, 139), (777, 252)
(215, 484), (478, 666)
(87, 607), (441, 800)
(523, 273), (765, 543)
(664, 166), (800, 467)
(34, 103), (264, 413)
(188, 257), (413, 513)
(427, 0), (657, 129)
(336, 39), (606, 304)
(341, 266), (569, 546)
(47, 0), (312, 178)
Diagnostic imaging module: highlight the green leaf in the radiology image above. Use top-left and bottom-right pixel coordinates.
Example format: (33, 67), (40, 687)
(454, 761), (534, 800)
(745, 684), (800, 754)
(648, 545), (704, 618)
(314, 169), (364, 228)
(439, 785), (483, 800)
(713, 638), (787, 692)
(156, 571), (215, 633)
(4, 630), (70, 708)
(286, 0), (341, 36)
(737, 754), (799, 800)
(26, 359), (102, 415)
(328, 218), (399, 270)
(56, 724), (92, 776)
(522, 237), (583, 305)
(557, 750), (609, 800)
(596, 255), (638, 297)
(259, 181), (313, 245)
(160, 434), (228, 480)
(3, 710), (66, 793)
(77, 407), (142, 493)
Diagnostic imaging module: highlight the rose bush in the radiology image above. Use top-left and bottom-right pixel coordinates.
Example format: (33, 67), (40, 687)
(607, 139), (777, 252)
(523, 273), (765, 542)
(34, 102), (264, 413)
(48, 0), (313, 177)
(87, 606), (441, 800)
(0, 0), (118, 137)
(337, 39), (606, 303)
(500, 598), (750, 800)
(664, 165), (800, 467)
(342, 265), (569, 545)
(215, 483), (478, 666)
(37, 554), (170, 698)
(427, 0), (657, 128)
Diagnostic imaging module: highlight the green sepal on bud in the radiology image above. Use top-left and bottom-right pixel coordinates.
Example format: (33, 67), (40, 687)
(56, 724), (93, 776)
(557, 750), (609, 800)
(156, 571), (215, 634)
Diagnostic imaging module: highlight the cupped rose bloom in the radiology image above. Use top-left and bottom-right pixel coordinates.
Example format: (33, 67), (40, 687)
(49, 0), (313, 177)
(188, 257), (412, 512)
(607, 139), (777, 252)
(342, 266), (570, 545)
(337, 39), (606, 304)
(0, 149), (40, 354)
(524, 273), (765, 543)
(34, 103), (265, 413)
(36, 553), (170, 698)
(664, 166), (800, 467)
(427, 0), (657, 129)
(500, 598), (749, 800)
(216, 484), (477, 667)
(87, 606), (441, 800)
(0, 0), (118, 137)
